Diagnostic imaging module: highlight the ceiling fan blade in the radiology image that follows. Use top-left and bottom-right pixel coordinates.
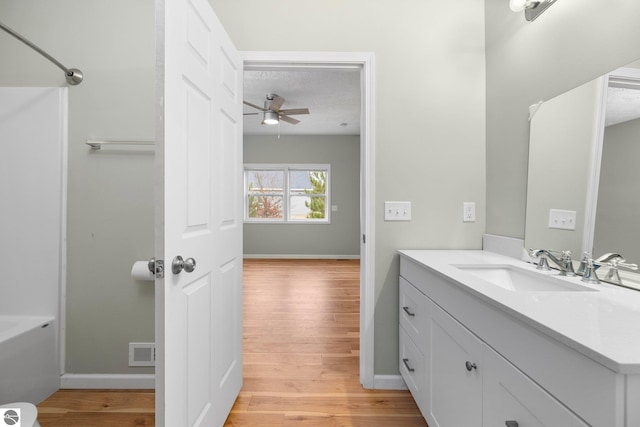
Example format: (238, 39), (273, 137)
(279, 115), (300, 125)
(243, 100), (267, 111)
(243, 112), (260, 115)
(279, 108), (309, 116)
(268, 95), (285, 112)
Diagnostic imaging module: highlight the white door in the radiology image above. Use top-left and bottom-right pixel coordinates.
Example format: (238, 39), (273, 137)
(155, 0), (243, 425)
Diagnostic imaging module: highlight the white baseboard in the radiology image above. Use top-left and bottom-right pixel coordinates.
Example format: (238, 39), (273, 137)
(61, 374), (155, 389)
(61, 372), (400, 391)
(243, 254), (360, 260)
(373, 374), (407, 390)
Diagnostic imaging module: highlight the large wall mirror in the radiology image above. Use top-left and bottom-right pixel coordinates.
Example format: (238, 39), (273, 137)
(525, 59), (640, 286)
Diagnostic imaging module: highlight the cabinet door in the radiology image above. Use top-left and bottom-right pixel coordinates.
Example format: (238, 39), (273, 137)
(399, 327), (427, 416)
(429, 303), (483, 427)
(483, 346), (589, 427)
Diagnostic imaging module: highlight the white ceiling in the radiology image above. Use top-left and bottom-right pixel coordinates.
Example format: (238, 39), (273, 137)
(243, 68), (361, 136)
(605, 63), (640, 127)
(606, 86), (640, 127)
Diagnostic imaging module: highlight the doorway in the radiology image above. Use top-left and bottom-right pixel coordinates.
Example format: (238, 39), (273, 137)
(242, 52), (376, 388)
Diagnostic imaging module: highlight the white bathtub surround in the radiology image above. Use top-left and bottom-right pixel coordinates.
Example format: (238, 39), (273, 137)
(0, 87), (67, 318)
(0, 317), (59, 404)
(0, 87), (66, 404)
(399, 250), (640, 427)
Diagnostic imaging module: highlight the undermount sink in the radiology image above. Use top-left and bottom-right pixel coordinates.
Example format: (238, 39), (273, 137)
(455, 264), (598, 292)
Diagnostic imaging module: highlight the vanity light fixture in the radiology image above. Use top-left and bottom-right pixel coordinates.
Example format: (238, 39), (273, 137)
(261, 110), (279, 125)
(510, 0), (557, 21)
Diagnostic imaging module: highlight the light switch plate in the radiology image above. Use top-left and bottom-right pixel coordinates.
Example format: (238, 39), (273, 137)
(384, 201), (411, 221)
(548, 209), (577, 230)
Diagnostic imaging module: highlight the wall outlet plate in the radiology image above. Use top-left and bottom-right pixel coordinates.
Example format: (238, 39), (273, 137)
(548, 209), (577, 230)
(463, 202), (476, 222)
(384, 201), (411, 221)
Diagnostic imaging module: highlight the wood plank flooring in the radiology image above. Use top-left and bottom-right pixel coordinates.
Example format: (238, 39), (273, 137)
(37, 259), (427, 426)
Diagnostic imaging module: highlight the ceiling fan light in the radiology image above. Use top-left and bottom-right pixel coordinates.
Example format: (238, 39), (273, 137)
(262, 111), (279, 125)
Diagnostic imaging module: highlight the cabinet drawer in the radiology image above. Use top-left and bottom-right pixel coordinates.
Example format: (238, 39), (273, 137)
(400, 277), (430, 354)
(483, 346), (589, 427)
(399, 326), (426, 415)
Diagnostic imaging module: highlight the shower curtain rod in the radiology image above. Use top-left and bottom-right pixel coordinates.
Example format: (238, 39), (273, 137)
(0, 19), (83, 85)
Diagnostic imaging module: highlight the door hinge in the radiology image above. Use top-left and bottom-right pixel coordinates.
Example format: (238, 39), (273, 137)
(363, 234), (366, 244)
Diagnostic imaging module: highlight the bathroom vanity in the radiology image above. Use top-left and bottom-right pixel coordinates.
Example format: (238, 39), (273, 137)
(399, 250), (640, 427)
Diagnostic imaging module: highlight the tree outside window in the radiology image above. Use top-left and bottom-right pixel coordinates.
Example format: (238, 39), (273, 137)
(245, 165), (330, 223)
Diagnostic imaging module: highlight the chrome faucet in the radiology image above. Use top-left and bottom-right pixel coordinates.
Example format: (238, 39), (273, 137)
(529, 249), (576, 276)
(581, 258), (601, 284)
(576, 252), (590, 276)
(594, 253), (639, 285)
(595, 253), (624, 264)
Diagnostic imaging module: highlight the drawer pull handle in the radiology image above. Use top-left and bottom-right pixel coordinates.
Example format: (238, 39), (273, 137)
(465, 361), (477, 371)
(402, 306), (416, 317)
(402, 358), (415, 372)
(505, 422), (519, 427)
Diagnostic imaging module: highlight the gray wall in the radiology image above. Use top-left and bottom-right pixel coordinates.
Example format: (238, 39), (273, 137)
(212, 0), (487, 375)
(486, 0), (640, 240)
(593, 118), (640, 263)
(0, 0), (155, 374)
(244, 135), (360, 257)
(2, 0), (485, 377)
(6, 0), (639, 379)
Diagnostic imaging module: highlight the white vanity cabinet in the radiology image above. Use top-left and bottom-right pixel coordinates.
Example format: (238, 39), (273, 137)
(399, 278), (428, 409)
(399, 277), (483, 425)
(483, 347), (589, 427)
(428, 300), (483, 427)
(398, 252), (634, 427)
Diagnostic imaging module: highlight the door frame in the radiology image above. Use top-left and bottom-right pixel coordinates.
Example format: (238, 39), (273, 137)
(242, 51), (376, 388)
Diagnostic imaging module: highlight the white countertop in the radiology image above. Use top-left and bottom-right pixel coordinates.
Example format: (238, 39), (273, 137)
(399, 250), (640, 375)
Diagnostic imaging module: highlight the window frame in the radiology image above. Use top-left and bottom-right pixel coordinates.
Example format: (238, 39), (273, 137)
(244, 163), (331, 224)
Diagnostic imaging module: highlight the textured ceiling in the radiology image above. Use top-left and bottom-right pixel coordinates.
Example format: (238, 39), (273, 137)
(243, 68), (361, 136)
(605, 63), (640, 127)
(606, 86), (640, 127)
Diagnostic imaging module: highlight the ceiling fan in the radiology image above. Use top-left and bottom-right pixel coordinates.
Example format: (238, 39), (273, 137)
(243, 93), (310, 125)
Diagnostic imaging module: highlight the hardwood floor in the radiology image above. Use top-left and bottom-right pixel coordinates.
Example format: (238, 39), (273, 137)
(37, 389), (154, 426)
(37, 259), (427, 426)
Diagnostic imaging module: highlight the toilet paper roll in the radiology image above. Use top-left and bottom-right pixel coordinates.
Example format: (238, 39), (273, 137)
(131, 261), (155, 281)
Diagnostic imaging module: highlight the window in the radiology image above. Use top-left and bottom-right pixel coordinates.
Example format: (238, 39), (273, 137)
(245, 164), (330, 223)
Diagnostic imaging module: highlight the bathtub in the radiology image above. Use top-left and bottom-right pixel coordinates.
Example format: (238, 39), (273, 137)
(0, 316), (59, 404)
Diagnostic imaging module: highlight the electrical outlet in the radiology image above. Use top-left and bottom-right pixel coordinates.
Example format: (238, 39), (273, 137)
(384, 201), (411, 221)
(463, 202), (476, 222)
(548, 209), (576, 230)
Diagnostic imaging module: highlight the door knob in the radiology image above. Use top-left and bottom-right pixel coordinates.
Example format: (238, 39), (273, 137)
(505, 421), (519, 427)
(465, 361), (477, 371)
(172, 256), (196, 274)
